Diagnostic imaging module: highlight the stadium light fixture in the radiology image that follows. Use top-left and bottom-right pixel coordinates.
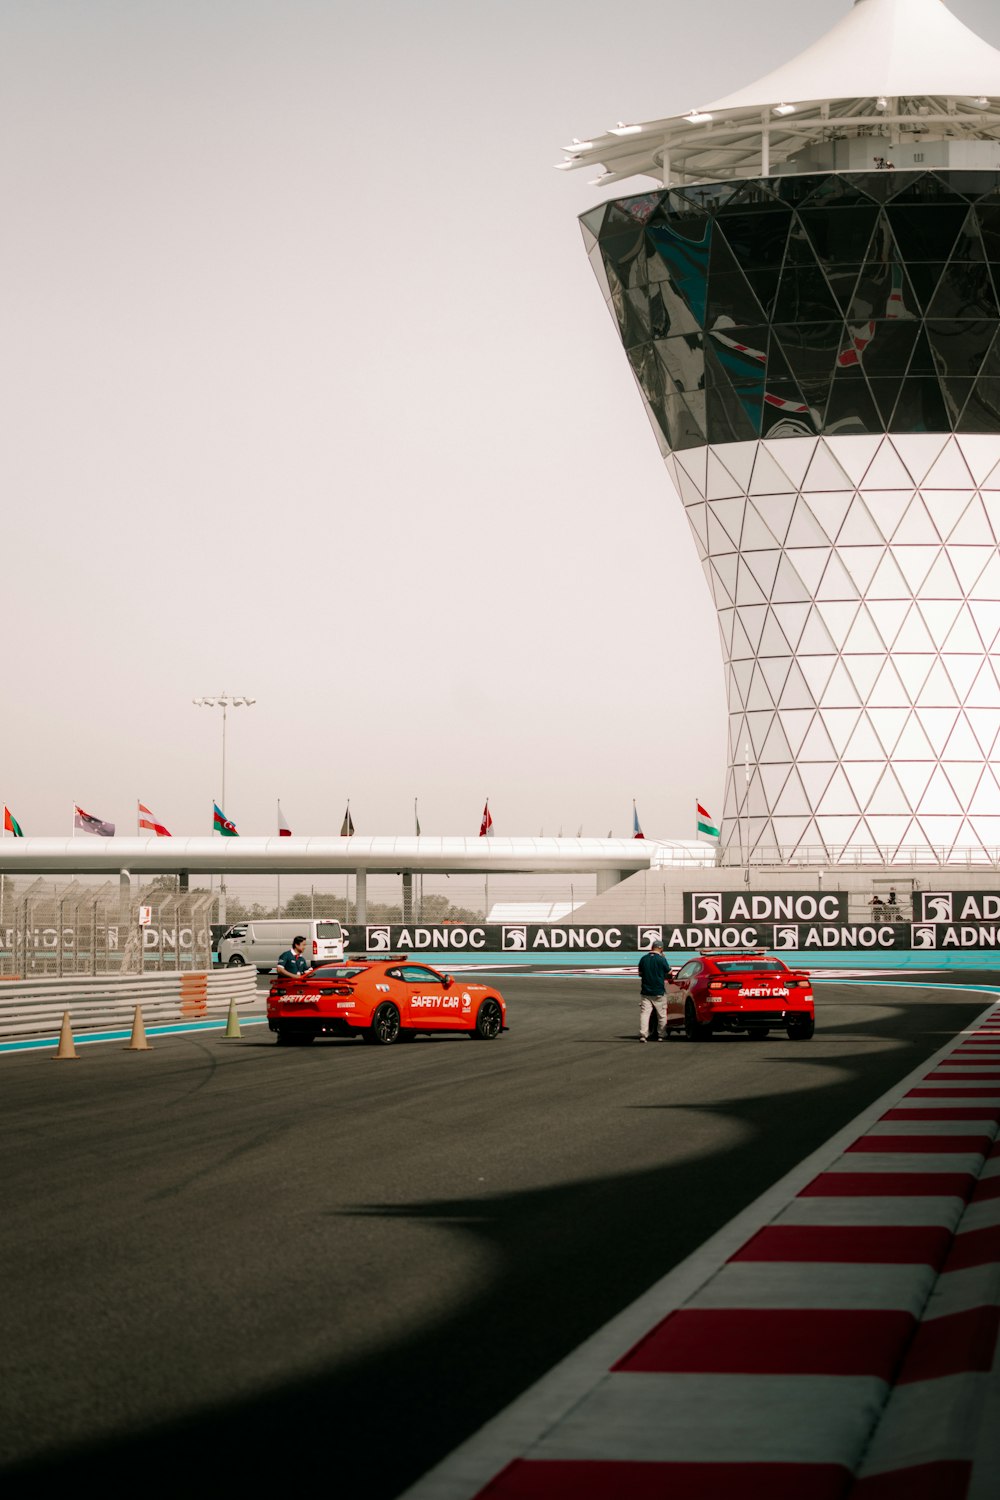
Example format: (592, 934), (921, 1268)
(773, 103), (796, 116)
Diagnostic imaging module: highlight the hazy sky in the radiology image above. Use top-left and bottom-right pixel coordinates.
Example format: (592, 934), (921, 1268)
(4, 0), (999, 844)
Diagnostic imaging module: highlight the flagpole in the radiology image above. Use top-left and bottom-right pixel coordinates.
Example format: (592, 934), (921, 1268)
(276, 798), (281, 918)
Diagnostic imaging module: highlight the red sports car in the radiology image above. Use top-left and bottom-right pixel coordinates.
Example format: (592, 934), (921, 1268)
(267, 957), (508, 1046)
(665, 950), (814, 1041)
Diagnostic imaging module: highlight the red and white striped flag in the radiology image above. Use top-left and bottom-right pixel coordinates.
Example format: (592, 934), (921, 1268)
(138, 802), (171, 837)
(278, 801), (291, 837)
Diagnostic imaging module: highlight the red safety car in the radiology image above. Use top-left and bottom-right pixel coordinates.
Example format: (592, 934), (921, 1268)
(267, 957), (508, 1046)
(665, 950), (814, 1041)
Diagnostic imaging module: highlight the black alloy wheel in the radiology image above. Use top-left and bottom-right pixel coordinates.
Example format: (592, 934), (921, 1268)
(227, 954), (245, 966)
(684, 999), (713, 1041)
(787, 1017), (816, 1040)
(369, 1002), (401, 1045)
(471, 998), (503, 1040)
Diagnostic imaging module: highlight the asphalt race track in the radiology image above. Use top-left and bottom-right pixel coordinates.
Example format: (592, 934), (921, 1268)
(0, 973), (994, 1497)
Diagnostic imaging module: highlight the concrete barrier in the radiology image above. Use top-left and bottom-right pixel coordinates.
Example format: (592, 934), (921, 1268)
(0, 969), (257, 1042)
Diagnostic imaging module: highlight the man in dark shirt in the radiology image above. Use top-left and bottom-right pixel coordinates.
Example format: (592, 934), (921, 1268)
(637, 939), (670, 1043)
(276, 936), (314, 981)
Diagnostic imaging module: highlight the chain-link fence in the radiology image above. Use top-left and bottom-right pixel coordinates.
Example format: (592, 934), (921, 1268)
(0, 879), (214, 977)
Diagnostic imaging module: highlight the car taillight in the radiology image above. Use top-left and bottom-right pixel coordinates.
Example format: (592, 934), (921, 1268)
(313, 940), (319, 955)
(330, 985), (354, 997)
(709, 980), (725, 992)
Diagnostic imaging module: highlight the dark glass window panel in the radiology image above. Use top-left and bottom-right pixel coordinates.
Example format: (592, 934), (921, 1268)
(943, 173), (998, 203)
(784, 219), (824, 269)
(798, 175), (879, 208)
(797, 207), (880, 266)
(645, 224), (711, 326)
(824, 366), (883, 434)
(653, 196), (710, 242)
(906, 328), (939, 377)
(628, 342), (669, 413)
(740, 267), (781, 318)
(773, 266), (843, 323)
(825, 264), (863, 313)
(935, 377), (978, 427)
(774, 176), (818, 209)
(647, 284), (671, 339)
(604, 201), (657, 232)
(706, 378), (758, 441)
(887, 172), (966, 206)
(949, 208), (987, 262)
(623, 286), (653, 346)
(655, 335), (705, 393)
(761, 385), (818, 438)
(706, 271), (769, 328)
(684, 387), (709, 442)
(599, 229), (649, 288)
(973, 328), (1000, 381)
(848, 258), (921, 320)
(866, 376), (908, 426)
(904, 262), (948, 312)
(854, 319), (920, 379)
(764, 335), (809, 403)
(885, 204), (969, 261)
(705, 326), (769, 387)
(714, 210), (792, 269)
(890, 375), (952, 432)
(580, 205), (608, 238)
(957, 378), (1000, 433)
(661, 393), (703, 452)
(976, 204), (1000, 260)
(673, 183), (745, 214)
(772, 321), (842, 402)
(926, 262), (999, 320)
(925, 319), (997, 379)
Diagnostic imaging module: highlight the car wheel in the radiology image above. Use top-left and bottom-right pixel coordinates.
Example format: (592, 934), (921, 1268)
(470, 998), (503, 1040)
(369, 1003), (401, 1045)
(787, 1017), (815, 1040)
(227, 954), (245, 967)
(747, 1026), (769, 1040)
(684, 999), (713, 1041)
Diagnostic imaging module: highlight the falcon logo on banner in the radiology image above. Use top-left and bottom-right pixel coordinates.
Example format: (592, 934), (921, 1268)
(75, 805), (115, 837)
(479, 800), (493, 837)
(138, 802), (171, 837)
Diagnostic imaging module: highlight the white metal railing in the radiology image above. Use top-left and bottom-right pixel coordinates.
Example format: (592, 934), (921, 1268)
(0, 968), (258, 1043)
(717, 845), (1000, 870)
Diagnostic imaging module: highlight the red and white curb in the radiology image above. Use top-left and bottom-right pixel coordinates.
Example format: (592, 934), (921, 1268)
(399, 998), (1000, 1500)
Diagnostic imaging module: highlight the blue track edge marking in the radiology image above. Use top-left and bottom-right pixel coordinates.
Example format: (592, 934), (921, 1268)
(437, 949), (1000, 971)
(0, 1016), (268, 1054)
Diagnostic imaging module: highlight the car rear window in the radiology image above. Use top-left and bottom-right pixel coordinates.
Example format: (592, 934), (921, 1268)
(316, 923), (342, 939)
(311, 966), (366, 980)
(715, 961), (786, 974)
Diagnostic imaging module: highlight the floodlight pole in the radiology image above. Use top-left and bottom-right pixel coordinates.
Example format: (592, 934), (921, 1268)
(193, 693), (255, 924)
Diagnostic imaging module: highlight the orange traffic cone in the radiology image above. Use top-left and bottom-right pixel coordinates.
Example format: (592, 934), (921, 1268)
(125, 1004), (152, 1051)
(54, 1011), (78, 1060)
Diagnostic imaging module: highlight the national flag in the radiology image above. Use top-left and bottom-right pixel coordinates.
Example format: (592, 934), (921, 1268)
(633, 800), (644, 839)
(3, 806), (23, 837)
(479, 800), (493, 837)
(340, 803), (354, 837)
(414, 798), (421, 837)
(75, 805), (115, 837)
(213, 801), (238, 837)
(278, 801), (291, 837)
(138, 802), (171, 837)
(697, 800), (720, 839)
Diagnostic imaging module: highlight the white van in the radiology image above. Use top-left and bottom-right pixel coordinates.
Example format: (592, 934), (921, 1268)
(218, 919), (347, 973)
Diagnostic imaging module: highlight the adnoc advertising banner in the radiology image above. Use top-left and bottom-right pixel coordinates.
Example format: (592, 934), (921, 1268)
(358, 921), (915, 954)
(682, 891), (849, 924)
(911, 891), (1000, 923)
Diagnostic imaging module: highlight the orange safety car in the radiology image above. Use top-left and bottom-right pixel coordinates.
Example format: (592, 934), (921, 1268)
(665, 950), (814, 1041)
(267, 957), (508, 1046)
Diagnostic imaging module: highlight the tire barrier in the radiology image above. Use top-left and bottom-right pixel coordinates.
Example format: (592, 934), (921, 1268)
(0, 969), (257, 1044)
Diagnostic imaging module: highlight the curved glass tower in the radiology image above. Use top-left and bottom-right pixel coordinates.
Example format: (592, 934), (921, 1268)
(564, 0), (1000, 863)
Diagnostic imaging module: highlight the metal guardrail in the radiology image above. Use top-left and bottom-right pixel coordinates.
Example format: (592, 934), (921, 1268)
(0, 968), (258, 1042)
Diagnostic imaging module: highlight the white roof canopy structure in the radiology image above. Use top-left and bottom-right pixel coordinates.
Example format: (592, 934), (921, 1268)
(0, 835), (712, 877)
(558, 0), (1000, 187)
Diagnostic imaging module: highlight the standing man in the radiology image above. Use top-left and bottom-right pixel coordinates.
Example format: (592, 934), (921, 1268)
(638, 938), (670, 1043)
(276, 935), (314, 981)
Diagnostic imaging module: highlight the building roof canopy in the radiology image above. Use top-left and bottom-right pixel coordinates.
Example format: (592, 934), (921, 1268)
(559, 0), (1000, 188)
